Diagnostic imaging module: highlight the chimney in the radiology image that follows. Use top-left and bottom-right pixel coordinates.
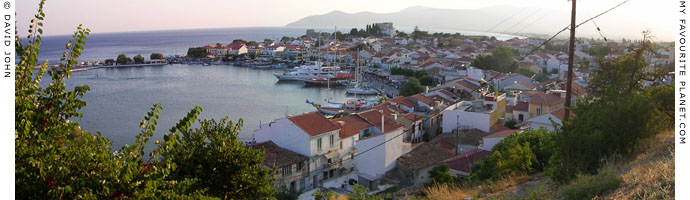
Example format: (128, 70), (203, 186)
(380, 110), (385, 133)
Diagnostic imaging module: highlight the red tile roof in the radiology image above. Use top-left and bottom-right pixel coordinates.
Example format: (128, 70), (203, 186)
(358, 109), (403, 134)
(530, 92), (565, 106)
(288, 112), (340, 137)
(484, 129), (518, 139)
(390, 96), (418, 108)
(397, 143), (455, 170)
(440, 149), (491, 173)
(516, 81), (537, 90)
(411, 94), (435, 106)
(550, 107), (575, 121)
(490, 122), (511, 132)
(514, 101), (529, 112)
(429, 137), (456, 153)
(330, 115), (375, 139)
(456, 80), (479, 91)
(251, 141), (308, 169)
(403, 113), (424, 122)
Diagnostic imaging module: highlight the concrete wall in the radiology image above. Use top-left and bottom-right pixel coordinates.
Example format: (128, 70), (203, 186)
(442, 109), (491, 133)
(356, 128), (404, 180)
(254, 118), (311, 157)
(481, 137), (504, 151)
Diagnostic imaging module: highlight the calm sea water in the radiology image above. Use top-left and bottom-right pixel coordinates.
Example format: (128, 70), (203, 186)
(34, 27), (317, 62)
(56, 65), (360, 150)
(32, 27), (513, 150)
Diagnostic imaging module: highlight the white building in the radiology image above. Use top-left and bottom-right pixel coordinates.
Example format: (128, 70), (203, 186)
(526, 108), (568, 131)
(480, 130), (518, 151)
(375, 22), (396, 37)
(254, 112), (342, 189)
(442, 94), (506, 133)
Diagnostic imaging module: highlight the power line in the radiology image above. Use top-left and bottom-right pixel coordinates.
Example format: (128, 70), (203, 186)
(592, 20), (608, 41)
(484, 7), (531, 34)
(517, 0), (630, 62)
(500, 9), (543, 35)
(512, 10), (555, 36)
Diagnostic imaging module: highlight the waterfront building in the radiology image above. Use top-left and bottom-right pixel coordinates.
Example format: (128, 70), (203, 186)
(254, 112), (341, 190)
(251, 141), (310, 192)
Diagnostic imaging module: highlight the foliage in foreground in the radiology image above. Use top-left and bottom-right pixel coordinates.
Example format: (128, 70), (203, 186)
(547, 46), (672, 183)
(470, 129), (555, 181)
(558, 171), (622, 200)
(313, 184), (391, 200)
(16, 1), (274, 198)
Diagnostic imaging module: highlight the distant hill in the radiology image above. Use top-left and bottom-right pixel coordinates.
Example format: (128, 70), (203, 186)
(286, 6), (570, 36)
(285, 6), (671, 41)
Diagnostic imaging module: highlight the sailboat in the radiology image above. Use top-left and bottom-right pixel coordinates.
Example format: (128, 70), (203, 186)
(346, 50), (379, 95)
(302, 27), (351, 86)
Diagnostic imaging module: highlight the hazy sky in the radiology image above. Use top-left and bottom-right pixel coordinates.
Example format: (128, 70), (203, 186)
(18, 0), (674, 41)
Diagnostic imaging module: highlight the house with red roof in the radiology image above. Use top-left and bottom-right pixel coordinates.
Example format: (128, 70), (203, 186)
(523, 91), (565, 118)
(396, 113), (425, 143)
(526, 107), (574, 131)
(390, 96), (418, 113)
(481, 129), (518, 151)
(354, 109), (408, 191)
(396, 143), (455, 185)
(253, 111), (342, 189)
(512, 101), (530, 123)
(440, 149), (491, 176)
(251, 141), (309, 192)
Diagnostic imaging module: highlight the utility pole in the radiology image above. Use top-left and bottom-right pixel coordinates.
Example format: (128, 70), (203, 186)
(456, 115), (459, 155)
(564, 0), (577, 121)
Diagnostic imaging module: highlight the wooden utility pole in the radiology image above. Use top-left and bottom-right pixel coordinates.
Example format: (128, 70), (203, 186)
(564, 0), (577, 121)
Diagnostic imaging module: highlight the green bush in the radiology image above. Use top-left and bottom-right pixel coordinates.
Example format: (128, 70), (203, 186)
(559, 172), (622, 200)
(470, 129), (555, 181)
(547, 47), (671, 183)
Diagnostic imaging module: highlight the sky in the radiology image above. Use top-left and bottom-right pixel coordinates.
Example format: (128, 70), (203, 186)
(17, 0), (674, 41)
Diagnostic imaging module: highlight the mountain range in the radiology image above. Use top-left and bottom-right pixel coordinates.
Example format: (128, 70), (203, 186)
(285, 6), (670, 41)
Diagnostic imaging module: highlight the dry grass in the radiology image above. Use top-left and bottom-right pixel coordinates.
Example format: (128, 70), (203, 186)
(422, 184), (472, 200)
(419, 130), (674, 200)
(598, 130), (674, 199)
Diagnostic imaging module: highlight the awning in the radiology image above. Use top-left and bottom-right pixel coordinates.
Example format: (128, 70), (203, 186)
(323, 150), (340, 160)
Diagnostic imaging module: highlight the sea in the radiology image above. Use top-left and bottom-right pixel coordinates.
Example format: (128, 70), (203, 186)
(31, 26), (515, 150)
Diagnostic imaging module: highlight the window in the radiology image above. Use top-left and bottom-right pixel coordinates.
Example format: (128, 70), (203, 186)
(317, 138), (322, 151)
(330, 135), (335, 147)
(282, 165), (292, 176)
(340, 141), (343, 149)
(297, 161), (303, 172)
(536, 107), (542, 115)
(418, 122), (422, 131)
(411, 124), (416, 134)
(519, 114), (524, 121)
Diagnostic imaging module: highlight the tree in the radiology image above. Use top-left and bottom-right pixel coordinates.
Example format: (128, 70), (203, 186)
(167, 118), (275, 198)
(471, 46), (517, 73)
(133, 54), (145, 64)
(232, 39), (246, 44)
(116, 54), (132, 65)
(16, 4), (203, 198)
(150, 52), (164, 60)
(187, 47), (208, 58)
(518, 68), (536, 77)
(104, 58), (115, 65)
(471, 129), (555, 181)
(16, 2), (275, 198)
(400, 77), (425, 96)
(547, 45), (672, 183)
(428, 164), (454, 185)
